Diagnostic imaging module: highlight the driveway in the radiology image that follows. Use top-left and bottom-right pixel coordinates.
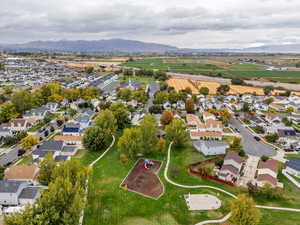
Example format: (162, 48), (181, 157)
(238, 155), (260, 187)
(229, 118), (276, 157)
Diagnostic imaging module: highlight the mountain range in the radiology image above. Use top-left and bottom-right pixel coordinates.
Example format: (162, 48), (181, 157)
(2, 39), (300, 53)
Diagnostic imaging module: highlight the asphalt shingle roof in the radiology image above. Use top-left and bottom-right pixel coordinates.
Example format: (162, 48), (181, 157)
(19, 186), (42, 199)
(0, 180), (25, 193)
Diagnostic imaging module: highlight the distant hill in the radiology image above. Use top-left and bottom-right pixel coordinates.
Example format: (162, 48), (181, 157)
(2, 39), (300, 53)
(2, 39), (178, 53)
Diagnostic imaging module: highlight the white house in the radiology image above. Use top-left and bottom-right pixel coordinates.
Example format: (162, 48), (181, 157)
(256, 160), (279, 187)
(202, 112), (216, 121)
(193, 141), (228, 156)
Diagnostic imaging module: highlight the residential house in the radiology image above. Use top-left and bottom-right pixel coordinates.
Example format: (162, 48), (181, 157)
(285, 158), (300, 178)
(202, 112), (216, 121)
(45, 102), (59, 112)
(265, 113), (281, 124)
(54, 135), (83, 146)
(204, 119), (223, 132)
(270, 103), (285, 112)
(218, 151), (243, 183)
(23, 106), (49, 120)
(19, 186), (43, 205)
(62, 123), (81, 136)
(186, 114), (201, 129)
(256, 160), (280, 187)
(277, 128), (299, 147)
(0, 180), (28, 205)
(4, 164), (39, 184)
(0, 147), (19, 166)
(193, 140), (228, 156)
(3, 119), (37, 132)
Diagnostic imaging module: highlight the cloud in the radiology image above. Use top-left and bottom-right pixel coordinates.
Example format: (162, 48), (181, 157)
(1, 0), (300, 48)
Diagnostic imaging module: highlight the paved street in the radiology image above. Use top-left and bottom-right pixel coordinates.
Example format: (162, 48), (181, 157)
(145, 81), (159, 112)
(229, 118), (276, 157)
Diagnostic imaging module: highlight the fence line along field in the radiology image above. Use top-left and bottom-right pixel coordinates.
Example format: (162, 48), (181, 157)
(167, 78), (300, 95)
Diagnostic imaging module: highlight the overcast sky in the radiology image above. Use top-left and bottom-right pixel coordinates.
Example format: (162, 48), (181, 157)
(1, 0), (300, 48)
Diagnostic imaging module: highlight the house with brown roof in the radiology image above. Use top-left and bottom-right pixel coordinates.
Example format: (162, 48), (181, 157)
(205, 119), (223, 132)
(4, 164), (39, 184)
(218, 151), (243, 183)
(256, 159), (281, 188)
(190, 131), (222, 141)
(265, 113), (281, 124)
(2, 118), (37, 132)
(186, 114), (201, 129)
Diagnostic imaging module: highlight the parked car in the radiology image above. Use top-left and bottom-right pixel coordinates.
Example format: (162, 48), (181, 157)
(254, 136), (261, 141)
(235, 128), (240, 133)
(284, 149), (294, 152)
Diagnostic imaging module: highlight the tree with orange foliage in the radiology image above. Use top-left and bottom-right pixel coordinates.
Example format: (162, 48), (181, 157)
(185, 98), (195, 113)
(160, 110), (174, 126)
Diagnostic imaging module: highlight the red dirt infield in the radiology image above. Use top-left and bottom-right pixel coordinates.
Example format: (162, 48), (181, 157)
(120, 159), (164, 199)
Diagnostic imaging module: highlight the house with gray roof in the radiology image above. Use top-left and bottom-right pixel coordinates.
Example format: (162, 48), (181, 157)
(23, 106), (50, 120)
(19, 186), (44, 205)
(193, 141), (228, 156)
(285, 158), (300, 178)
(0, 180), (28, 205)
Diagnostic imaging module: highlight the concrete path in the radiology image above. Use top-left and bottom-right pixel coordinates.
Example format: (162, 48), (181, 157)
(164, 141), (300, 225)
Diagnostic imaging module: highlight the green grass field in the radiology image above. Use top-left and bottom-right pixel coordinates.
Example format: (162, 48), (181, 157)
(122, 58), (300, 83)
(81, 140), (300, 225)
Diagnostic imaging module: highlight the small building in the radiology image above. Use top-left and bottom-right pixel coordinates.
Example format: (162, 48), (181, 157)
(62, 123), (81, 136)
(53, 135), (83, 145)
(285, 158), (300, 178)
(193, 141), (228, 156)
(202, 112), (216, 121)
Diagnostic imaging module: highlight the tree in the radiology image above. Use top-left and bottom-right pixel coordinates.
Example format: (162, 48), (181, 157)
(260, 155), (269, 162)
(217, 84), (230, 95)
(0, 62), (4, 70)
(160, 110), (174, 126)
(247, 182), (260, 197)
(156, 138), (166, 153)
(166, 120), (189, 148)
(11, 90), (33, 114)
(185, 98), (195, 113)
(85, 66), (94, 74)
(20, 136), (38, 149)
(231, 78), (245, 85)
(109, 103), (131, 129)
(94, 109), (117, 134)
(286, 106), (294, 113)
(118, 88), (132, 102)
(118, 127), (143, 158)
(199, 87), (209, 96)
(282, 117), (292, 126)
(218, 108), (232, 125)
(168, 90), (179, 104)
(242, 102), (250, 112)
(228, 137), (245, 156)
(263, 97), (274, 105)
(38, 153), (57, 185)
(254, 125), (265, 134)
(265, 133), (278, 143)
(149, 105), (163, 114)
(140, 114), (158, 154)
(263, 86), (274, 95)
(230, 194), (261, 225)
(154, 91), (169, 104)
(280, 90), (291, 97)
(260, 183), (284, 200)
(83, 126), (112, 152)
(0, 103), (19, 123)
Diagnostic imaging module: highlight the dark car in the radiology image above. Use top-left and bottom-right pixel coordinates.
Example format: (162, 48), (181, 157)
(254, 136), (261, 141)
(235, 128), (240, 133)
(284, 149), (294, 152)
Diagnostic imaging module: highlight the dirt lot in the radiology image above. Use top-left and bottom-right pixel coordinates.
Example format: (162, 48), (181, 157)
(167, 78), (300, 95)
(120, 159), (164, 199)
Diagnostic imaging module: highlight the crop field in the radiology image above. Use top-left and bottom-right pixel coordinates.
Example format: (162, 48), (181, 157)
(122, 57), (300, 83)
(166, 78), (300, 95)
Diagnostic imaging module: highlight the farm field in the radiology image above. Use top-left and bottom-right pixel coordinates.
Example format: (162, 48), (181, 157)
(122, 57), (300, 83)
(166, 78), (300, 95)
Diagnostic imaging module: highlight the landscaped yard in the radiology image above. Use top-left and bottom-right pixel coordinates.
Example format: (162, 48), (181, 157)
(118, 76), (157, 82)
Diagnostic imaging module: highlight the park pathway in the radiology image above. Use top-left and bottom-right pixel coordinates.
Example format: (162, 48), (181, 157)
(164, 142), (300, 225)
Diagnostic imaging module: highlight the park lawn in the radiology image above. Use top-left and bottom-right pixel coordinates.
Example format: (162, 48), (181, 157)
(259, 209), (300, 225)
(227, 63), (265, 70)
(83, 142), (232, 225)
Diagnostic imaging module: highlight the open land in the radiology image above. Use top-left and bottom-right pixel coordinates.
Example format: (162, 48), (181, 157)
(122, 57), (300, 83)
(166, 78), (300, 95)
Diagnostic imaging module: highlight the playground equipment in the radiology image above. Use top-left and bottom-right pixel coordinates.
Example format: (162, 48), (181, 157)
(144, 159), (154, 169)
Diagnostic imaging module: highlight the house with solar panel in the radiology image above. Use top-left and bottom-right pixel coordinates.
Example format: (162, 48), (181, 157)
(285, 158), (300, 178)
